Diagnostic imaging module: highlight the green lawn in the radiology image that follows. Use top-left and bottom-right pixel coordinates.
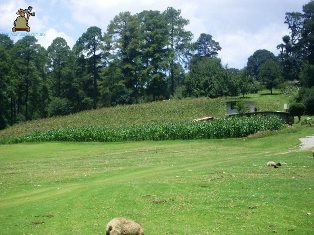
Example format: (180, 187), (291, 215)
(0, 126), (313, 234)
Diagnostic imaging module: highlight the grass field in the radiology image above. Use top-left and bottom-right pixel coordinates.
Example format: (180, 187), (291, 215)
(0, 126), (313, 234)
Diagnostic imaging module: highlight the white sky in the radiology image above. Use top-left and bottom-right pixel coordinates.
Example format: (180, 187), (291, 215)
(0, 0), (310, 69)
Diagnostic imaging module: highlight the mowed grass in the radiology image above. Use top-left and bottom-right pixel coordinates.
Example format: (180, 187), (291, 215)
(0, 91), (289, 140)
(0, 126), (313, 234)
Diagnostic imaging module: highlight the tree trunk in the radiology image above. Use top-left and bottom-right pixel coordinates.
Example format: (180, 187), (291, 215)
(25, 78), (29, 120)
(92, 46), (98, 109)
(57, 69), (61, 97)
(10, 96), (15, 124)
(25, 58), (30, 120)
(170, 17), (175, 95)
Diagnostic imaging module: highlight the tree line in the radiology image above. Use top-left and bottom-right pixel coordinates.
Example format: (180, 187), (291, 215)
(245, 0), (314, 115)
(0, 2), (313, 129)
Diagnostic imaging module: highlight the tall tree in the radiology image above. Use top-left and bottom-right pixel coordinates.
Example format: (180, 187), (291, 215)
(0, 34), (14, 129)
(47, 37), (72, 97)
(185, 34), (229, 98)
(258, 59), (282, 94)
(138, 10), (170, 100)
(104, 12), (142, 104)
(237, 69), (259, 98)
(74, 26), (103, 108)
(284, 12), (304, 46)
(184, 57), (227, 98)
(277, 35), (301, 81)
(11, 36), (46, 121)
(277, 11), (305, 81)
(247, 49), (276, 79)
(33, 45), (48, 118)
(164, 7), (192, 94)
(194, 33), (221, 58)
(301, 0), (314, 64)
(278, 1), (314, 81)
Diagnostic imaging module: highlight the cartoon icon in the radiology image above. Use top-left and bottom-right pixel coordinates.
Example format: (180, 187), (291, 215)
(12, 6), (35, 32)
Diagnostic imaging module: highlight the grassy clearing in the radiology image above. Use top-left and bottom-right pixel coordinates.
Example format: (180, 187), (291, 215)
(0, 126), (313, 234)
(0, 91), (289, 140)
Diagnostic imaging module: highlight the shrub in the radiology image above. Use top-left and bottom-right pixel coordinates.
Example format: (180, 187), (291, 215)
(300, 62), (314, 88)
(304, 96), (314, 115)
(296, 87), (314, 115)
(0, 113), (6, 130)
(289, 103), (305, 121)
(81, 97), (94, 110)
(235, 101), (250, 114)
(48, 97), (72, 117)
(300, 117), (313, 126)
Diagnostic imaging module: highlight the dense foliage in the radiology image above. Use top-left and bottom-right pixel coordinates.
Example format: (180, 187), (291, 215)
(278, 1), (314, 107)
(0, 8), (221, 129)
(289, 102), (305, 121)
(6, 116), (284, 143)
(0, 1), (313, 130)
(0, 7), (263, 130)
(296, 87), (314, 114)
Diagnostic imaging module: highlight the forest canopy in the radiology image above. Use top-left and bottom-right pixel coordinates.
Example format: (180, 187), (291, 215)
(0, 1), (313, 129)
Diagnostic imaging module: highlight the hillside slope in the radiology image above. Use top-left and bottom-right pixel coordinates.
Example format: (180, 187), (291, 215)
(0, 92), (289, 140)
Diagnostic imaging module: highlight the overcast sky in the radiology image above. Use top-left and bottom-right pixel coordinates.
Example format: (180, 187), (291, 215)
(0, 0), (310, 69)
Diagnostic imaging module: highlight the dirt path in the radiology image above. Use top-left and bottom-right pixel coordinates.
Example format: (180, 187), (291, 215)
(299, 136), (314, 150)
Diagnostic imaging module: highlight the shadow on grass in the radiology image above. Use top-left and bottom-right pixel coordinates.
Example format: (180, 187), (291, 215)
(260, 92), (282, 96)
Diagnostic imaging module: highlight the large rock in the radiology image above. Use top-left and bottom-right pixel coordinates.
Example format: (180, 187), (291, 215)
(106, 217), (144, 235)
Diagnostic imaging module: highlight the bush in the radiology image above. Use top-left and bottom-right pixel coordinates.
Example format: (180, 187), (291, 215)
(81, 97), (94, 110)
(48, 97), (72, 117)
(0, 113), (6, 130)
(289, 103), (305, 121)
(235, 101), (250, 114)
(304, 96), (314, 115)
(279, 82), (299, 97)
(300, 117), (313, 126)
(300, 62), (314, 88)
(296, 87), (314, 115)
